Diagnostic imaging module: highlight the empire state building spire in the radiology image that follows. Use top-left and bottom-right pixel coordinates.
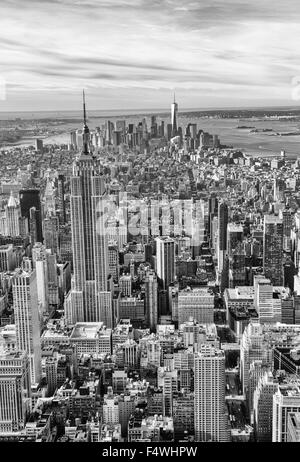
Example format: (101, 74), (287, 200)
(82, 89), (90, 155)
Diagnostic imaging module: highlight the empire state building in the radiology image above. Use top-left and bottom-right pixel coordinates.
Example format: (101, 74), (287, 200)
(69, 91), (112, 326)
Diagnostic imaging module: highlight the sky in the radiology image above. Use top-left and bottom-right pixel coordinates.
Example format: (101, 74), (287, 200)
(1, 0), (300, 111)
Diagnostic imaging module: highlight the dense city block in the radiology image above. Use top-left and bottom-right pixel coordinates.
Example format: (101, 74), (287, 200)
(0, 95), (300, 444)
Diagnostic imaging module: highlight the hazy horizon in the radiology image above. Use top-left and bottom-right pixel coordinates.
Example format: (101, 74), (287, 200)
(1, 103), (300, 116)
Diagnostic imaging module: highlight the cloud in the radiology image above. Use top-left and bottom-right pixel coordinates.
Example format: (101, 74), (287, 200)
(0, 0), (300, 110)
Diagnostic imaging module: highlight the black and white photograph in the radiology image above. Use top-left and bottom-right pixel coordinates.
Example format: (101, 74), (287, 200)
(0, 0), (300, 449)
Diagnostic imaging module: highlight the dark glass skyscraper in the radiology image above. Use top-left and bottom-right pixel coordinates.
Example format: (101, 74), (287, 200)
(263, 215), (284, 285)
(57, 174), (66, 225)
(227, 223), (245, 287)
(218, 201), (228, 274)
(19, 189), (43, 242)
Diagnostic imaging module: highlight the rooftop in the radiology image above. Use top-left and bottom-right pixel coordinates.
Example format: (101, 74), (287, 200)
(178, 286), (214, 296)
(279, 384), (300, 397)
(225, 286), (254, 300)
(0, 350), (27, 360)
(264, 214), (283, 225)
(227, 223), (243, 233)
(70, 322), (111, 340)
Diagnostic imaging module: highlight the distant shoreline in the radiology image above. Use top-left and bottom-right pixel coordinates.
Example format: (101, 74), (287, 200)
(1, 104), (300, 114)
(2, 106), (300, 121)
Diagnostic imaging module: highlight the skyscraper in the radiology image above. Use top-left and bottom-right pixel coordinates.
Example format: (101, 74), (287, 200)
(240, 322), (273, 396)
(155, 237), (175, 290)
(57, 174), (66, 225)
(253, 275), (281, 323)
(194, 345), (228, 442)
(227, 223), (245, 287)
(144, 269), (158, 331)
(263, 215), (284, 285)
(70, 91), (111, 326)
(19, 189), (43, 243)
(218, 201), (228, 273)
(29, 207), (38, 245)
(35, 138), (43, 152)
(0, 351), (31, 433)
(44, 179), (56, 215)
(70, 130), (77, 149)
(35, 256), (49, 316)
(171, 93), (178, 137)
(272, 382), (300, 442)
(44, 214), (59, 254)
(208, 193), (218, 244)
(5, 192), (20, 237)
(253, 371), (278, 442)
(13, 268), (41, 385)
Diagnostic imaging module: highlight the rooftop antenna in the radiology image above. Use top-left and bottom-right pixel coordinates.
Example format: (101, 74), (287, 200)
(82, 89), (90, 154)
(83, 89), (87, 126)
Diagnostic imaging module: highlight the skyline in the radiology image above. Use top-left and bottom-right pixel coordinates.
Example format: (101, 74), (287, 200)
(1, 75), (300, 444)
(3, 102), (300, 115)
(2, 0), (300, 447)
(1, 0), (300, 111)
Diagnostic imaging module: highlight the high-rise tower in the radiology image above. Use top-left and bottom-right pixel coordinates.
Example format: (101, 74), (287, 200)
(0, 351), (31, 433)
(194, 345), (228, 442)
(5, 191), (20, 237)
(263, 215), (283, 286)
(155, 237), (175, 290)
(227, 223), (245, 287)
(57, 174), (66, 225)
(218, 201), (228, 269)
(19, 189), (43, 242)
(13, 268), (41, 385)
(70, 91), (111, 326)
(145, 269), (158, 331)
(171, 93), (178, 137)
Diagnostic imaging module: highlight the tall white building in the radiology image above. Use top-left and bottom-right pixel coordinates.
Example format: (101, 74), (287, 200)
(171, 93), (178, 137)
(253, 275), (285, 323)
(144, 269), (158, 331)
(0, 351), (31, 433)
(272, 382), (300, 442)
(253, 275), (275, 323)
(35, 258), (49, 316)
(5, 192), (20, 237)
(103, 387), (119, 425)
(119, 274), (132, 297)
(155, 237), (175, 290)
(13, 269), (41, 385)
(194, 345), (228, 442)
(240, 322), (273, 396)
(43, 179), (56, 215)
(0, 244), (15, 272)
